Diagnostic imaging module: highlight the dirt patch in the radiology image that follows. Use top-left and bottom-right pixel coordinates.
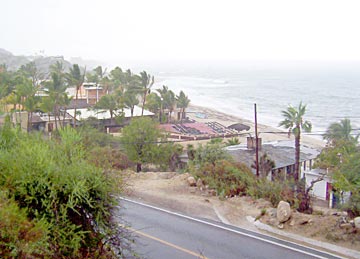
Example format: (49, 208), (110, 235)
(124, 171), (360, 256)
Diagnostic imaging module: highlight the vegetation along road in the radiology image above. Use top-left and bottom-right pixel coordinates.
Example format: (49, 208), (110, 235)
(117, 198), (343, 259)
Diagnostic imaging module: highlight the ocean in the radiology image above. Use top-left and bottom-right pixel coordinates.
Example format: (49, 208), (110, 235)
(149, 60), (360, 139)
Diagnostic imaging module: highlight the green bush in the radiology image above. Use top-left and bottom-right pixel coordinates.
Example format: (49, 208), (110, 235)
(191, 141), (231, 167)
(0, 191), (50, 258)
(153, 143), (184, 171)
(248, 178), (298, 207)
(194, 160), (255, 198)
(0, 127), (125, 258)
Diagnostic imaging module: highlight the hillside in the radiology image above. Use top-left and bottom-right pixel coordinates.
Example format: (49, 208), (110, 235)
(0, 48), (74, 74)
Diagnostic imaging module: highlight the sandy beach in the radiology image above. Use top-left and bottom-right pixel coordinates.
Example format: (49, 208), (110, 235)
(184, 104), (326, 150)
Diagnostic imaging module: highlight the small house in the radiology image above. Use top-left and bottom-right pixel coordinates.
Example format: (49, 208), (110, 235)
(226, 137), (320, 180)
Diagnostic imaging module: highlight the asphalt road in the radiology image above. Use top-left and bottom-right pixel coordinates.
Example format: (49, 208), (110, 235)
(116, 198), (344, 259)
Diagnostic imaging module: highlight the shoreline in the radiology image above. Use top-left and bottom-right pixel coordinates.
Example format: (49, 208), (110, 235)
(186, 104), (326, 150)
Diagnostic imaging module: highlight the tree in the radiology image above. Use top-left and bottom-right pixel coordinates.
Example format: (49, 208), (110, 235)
(251, 153), (276, 178)
(94, 93), (122, 124)
(19, 61), (45, 90)
(138, 71), (154, 116)
(145, 92), (161, 114)
(66, 64), (85, 127)
(279, 102), (312, 181)
(121, 117), (161, 172)
(109, 66), (125, 90)
(87, 66), (107, 84)
(323, 118), (358, 145)
(61, 93), (73, 128)
(46, 72), (67, 131)
(50, 60), (65, 76)
(40, 96), (55, 127)
(333, 150), (360, 217)
(315, 140), (360, 216)
(176, 90), (190, 120)
(0, 64), (15, 105)
(123, 90), (139, 117)
(157, 86), (176, 123)
(154, 142), (183, 171)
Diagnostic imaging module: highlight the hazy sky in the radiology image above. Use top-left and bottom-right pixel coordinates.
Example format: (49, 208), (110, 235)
(2, 0), (360, 63)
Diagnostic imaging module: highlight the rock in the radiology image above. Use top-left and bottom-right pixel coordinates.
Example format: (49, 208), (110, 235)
(268, 208), (277, 218)
(187, 176), (196, 187)
(277, 223), (284, 229)
(196, 178), (204, 188)
(339, 223), (353, 230)
(354, 217), (360, 229)
(277, 201), (292, 223)
(339, 216), (348, 225)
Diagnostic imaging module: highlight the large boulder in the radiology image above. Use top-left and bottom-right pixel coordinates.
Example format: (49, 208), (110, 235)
(277, 201), (292, 223)
(354, 217), (360, 229)
(187, 176), (196, 187)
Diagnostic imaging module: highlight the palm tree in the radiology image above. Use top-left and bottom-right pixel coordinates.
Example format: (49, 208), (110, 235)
(144, 92), (161, 114)
(39, 96), (55, 128)
(19, 61), (44, 90)
(50, 61), (65, 76)
(176, 90), (190, 121)
(251, 153), (276, 178)
(94, 93), (121, 124)
(138, 71), (154, 116)
(279, 102), (312, 181)
(14, 76), (39, 131)
(66, 64), (85, 127)
(124, 91), (139, 117)
(47, 72), (67, 131)
(323, 118), (358, 145)
(156, 85), (169, 121)
(156, 86), (175, 122)
(164, 90), (176, 123)
(61, 93), (72, 129)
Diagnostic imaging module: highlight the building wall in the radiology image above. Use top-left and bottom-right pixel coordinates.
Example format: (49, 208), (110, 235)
(86, 89), (107, 105)
(305, 173), (331, 201)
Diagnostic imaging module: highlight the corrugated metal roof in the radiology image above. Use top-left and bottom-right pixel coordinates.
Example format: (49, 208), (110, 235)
(226, 140), (320, 169)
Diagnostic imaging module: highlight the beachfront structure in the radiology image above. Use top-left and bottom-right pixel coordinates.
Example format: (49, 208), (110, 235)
(66, 82), (107, 105)
(226, 139), (319, 180)
(304, 168), (351, 208)
(67, 106), (155, 132)
(304, 169), (333, 205)
(11, 111), (73, 132)
(159, 121), (249, 141)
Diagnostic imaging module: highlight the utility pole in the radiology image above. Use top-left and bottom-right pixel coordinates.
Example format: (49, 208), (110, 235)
(254, 103), (259, 177)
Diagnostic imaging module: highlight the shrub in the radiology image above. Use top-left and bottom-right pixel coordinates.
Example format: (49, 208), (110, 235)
(248, 178), (298, 207)
(89, 146), (134, 170)
(191, 142), (231, 167)
(0, 127), (125, 258)
(194, 160), (255, 198)
(0, 191), (50, 258)
(153, 142), (184, 171)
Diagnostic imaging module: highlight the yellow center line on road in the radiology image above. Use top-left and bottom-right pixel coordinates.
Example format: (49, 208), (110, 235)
(120, 224), (209, 259)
